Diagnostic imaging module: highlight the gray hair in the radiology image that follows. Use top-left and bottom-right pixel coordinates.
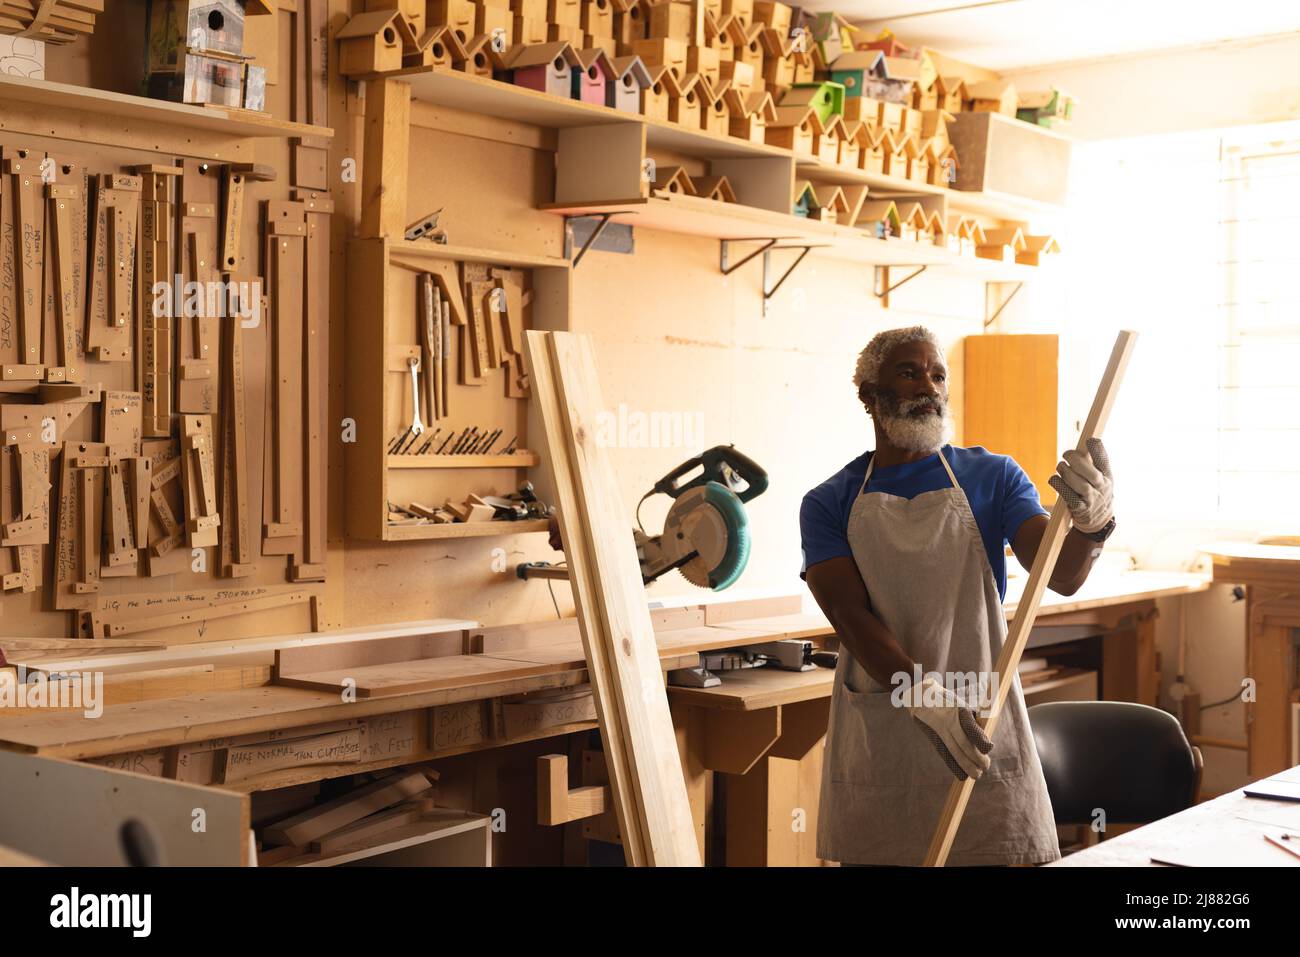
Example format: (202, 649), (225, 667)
(853, 325), (944, 394)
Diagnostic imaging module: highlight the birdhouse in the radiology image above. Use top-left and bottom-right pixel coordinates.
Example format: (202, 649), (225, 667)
(909, 136), (935, 184)
(454, 34), (499, 76)
(829, 49), (884, 98)
(946, 216), (985, 256)
(631, 36), (687, 79)
(722, 0), (753, 28)
(860, 56), (914, 105)
(730, 20), (764, 69)
(924, 210), (946, 245)
(688, 44), (722, 86)
(337, 10), (413, 76)
(792, 181), (819, 218)
(759, 29), (794, 89)
(548, 0), (583, 27)
(510, 42), (581, 97)
(817, 113), (845, 162)
(367, 0), (426, 36)
(582, 0), (615, 37)
(512, 14), (548, 44)
(882, 54), (937, 110)
(977, 227), (1027, 262)
(1017, 234), (1061, 266)
(653, 165), (696, 196)
(407, 25), (462, 70)
(858, 125), (887, 174)
(810, 184), (850, 223)
(430, 0), (478, 45)
(641, 64), (674, 122)
(719, 57), (754, 93)
(726, 89), (776, 143)
(147, 0), (248, 70)
(858, 32), (909, 58)
(781, 81), (845, 123)
(931, 143), (957, 186)
(880, 130), (912, 178)
(808, 11), (853, 63)
(613, 0), (648, 46)
(571, 48), (613, 104)
(766, 104), (823, 157)
(668, 72), (704, 127)
(693, 174), (737, 203)
(916, 108), (954, 149)
(704, 11), (732, 53)
(895, 202), (928, 242)
(856, 199), (900, 239)
(936, 75), (966, 113)
(838, 119), (869, 169)
(966, 79), (1018, 117)
(753, 0), (791, 33)
(648, 0), (692, 40)
(699, 78), (731, 135)
(1017, 88), (1074, 127)
(607, 55), (653, 112)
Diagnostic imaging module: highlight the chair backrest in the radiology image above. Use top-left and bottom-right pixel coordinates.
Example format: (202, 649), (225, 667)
(1028, 701), (1198, 826)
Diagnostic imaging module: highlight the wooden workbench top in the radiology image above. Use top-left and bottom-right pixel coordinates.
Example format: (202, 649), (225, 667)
(1005, 569), (1210, 617)
(668, 666), (836, 711)
(1051, 771), (1300, 867)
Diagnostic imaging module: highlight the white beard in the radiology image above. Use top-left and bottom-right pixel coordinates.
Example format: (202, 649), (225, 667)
(878, 401), (953, 453)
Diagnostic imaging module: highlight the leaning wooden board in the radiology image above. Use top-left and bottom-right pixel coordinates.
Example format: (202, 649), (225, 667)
(527, 330), (701, 867)
(274, 652), (579, 698)
(924, 330), (1137, 866)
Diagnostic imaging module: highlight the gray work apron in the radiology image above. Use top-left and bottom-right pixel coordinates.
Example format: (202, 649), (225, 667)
(816, 446), (1061, 866)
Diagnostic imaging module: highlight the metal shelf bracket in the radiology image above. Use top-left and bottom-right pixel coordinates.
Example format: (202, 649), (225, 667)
(984, 281), (1024, 328)
(873, 264), (927, 307)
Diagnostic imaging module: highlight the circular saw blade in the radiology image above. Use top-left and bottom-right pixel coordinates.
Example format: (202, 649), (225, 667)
(663, 483), (751, 590)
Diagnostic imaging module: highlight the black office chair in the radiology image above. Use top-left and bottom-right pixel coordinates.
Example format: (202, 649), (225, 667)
(1028, 701), (1203, 847)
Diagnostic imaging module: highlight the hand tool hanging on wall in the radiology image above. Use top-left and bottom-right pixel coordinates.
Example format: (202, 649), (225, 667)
(99, 391), (143, 575)
(262, 200), (307, 559)
(220, 284), (253, 578)
(132, 164), (183, 436)
(221, 163), (276, 273)
(288, 188), (331, 583)
(180, 414), (220, 549)
(85, 173), (141, 363)
(178, 162), (221, 413)
(2, 146), (46, 380)
(46, 182), (83, 383)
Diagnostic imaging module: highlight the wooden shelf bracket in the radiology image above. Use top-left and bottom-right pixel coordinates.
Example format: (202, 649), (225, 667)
(984, 281), (1024, 329)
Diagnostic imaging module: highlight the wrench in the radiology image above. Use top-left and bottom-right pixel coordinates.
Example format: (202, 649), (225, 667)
(407, 357), (425, 437)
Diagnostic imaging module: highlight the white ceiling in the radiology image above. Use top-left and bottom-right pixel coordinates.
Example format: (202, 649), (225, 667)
(801, 0), (1300, 71)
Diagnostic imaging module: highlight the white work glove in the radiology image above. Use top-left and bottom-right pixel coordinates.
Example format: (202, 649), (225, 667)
(904, 677), (993, 781)
(1048, 437), (1114, 534)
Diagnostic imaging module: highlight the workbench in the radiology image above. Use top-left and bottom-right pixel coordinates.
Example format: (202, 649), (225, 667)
(0, 571), (1210, 866)
(1051, 764), (1300, 866)
(1200, 543), (1300, 777)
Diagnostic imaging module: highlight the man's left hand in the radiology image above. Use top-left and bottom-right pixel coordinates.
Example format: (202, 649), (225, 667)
(1048, 437), (1113, 533)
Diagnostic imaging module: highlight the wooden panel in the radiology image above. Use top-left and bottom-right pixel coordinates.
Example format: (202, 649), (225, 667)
(964, 333), (1058, 502)
(0, 750), (247, 866)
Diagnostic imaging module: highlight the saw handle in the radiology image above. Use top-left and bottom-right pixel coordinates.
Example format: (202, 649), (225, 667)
(651, 445), (769, 504)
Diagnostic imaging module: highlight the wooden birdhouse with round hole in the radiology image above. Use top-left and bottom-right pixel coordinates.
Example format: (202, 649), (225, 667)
(337, 10), (414, 76)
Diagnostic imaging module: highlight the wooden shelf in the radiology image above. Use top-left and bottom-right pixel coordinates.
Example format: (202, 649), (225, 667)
(383, 518), (551, 541)
(387, 452), (539, 469)
(381, 67), (1065, 222)
(544, 193), (952, 266)
(0, 74), (333, 140)
(542, 192), (1063, 276)
(387, 238), (569, 271)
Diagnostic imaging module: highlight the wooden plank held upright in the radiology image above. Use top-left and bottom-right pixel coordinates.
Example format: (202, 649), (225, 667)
(924, 329), (1138, 866)
(525, 330), (701, 867)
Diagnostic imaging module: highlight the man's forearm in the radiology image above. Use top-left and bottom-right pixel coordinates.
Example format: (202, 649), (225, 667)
(1048, 527), (1103, 594)
(825, 603), (917, 691)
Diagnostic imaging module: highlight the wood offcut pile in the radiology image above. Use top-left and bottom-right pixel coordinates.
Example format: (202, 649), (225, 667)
(0, 0), (102, 44)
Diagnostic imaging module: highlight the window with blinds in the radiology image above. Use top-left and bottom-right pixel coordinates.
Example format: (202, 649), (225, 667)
(1218, 138), (1300, 524)
(1058, 120), (1300, 537)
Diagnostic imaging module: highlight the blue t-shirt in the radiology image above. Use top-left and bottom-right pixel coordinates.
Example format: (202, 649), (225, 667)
(799, 445), (1047, 602)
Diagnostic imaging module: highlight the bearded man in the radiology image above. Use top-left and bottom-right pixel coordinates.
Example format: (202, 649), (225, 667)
(800, 326), (1117, 866)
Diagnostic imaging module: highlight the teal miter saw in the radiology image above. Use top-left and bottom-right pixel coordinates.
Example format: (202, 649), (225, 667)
(517, 445), (768, 591)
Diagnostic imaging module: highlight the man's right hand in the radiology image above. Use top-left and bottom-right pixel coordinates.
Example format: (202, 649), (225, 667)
(903, 677), (994, 781)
